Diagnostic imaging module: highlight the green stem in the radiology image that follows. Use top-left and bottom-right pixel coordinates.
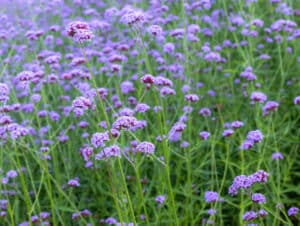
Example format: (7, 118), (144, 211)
(134, 165), (149, 224)
(44, 158), (57, 226)
(117, 159), (137, 225)
(14, 144), (33, 226)
(106, 162), (124, 223)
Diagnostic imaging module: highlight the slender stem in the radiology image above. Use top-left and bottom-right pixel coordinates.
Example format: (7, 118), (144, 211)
(6, 199), (16, 226)
(106, 161), (124, 223)
(43, 157), (57, 226)
(14, 144), (33, 226)
(134, 165), (149, 224)
(117, 159), (137, 225)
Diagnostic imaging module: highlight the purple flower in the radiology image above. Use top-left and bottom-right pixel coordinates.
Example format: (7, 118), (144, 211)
(95, 145), (121, 160)
(148, 25), (163, 36)
(252, 170), (269, 183)
(169, 131), (182, 142)
(259, 54), (271, 60)
(119, 108), (135, 117)
(91, 132), (109, 148)
(231, 121), (244, 129)
(112, 116), (139, 131)
(258, 209), (268, 218)
(2, 177), (8, 185)
(68, 178), (80, 187)
(185, 94), (199, 102)
(246, 130), (263, 143)
(109, 129), (120, 139)
(207, 208), (217, 215)
(66, 21), (89, 37)
(234, 175), (253, 189)
(0, 115), (12, 125)
(45, 54), (61, 65)
(170, 122), (186, 133)
(40, 212), (50, 220)
(240, 140), (254, 150)
(191, 0), (212, 10)
(181, 85), (190, 93)
(70, 57), (85, 66)
(170, 28), (185, 39)
(180, 141), (190, 148)
(243, 211), (257, 221)
(116, 223), (134, 226)
(0, 83), (10, 103)
(229, 170), (269, 196)
(252, 193), (266, 204)
(0, 199), (8, 210)
(120, 10), (145, 26)
(187, 33), (199, 42)
(204, 191), (219, 203)
(131, 120), (147, 131)
(38, 110), (47, 118)
(80, 146), (94, 161)
(120, 81), (135, 94)
(15, 71), (33, 89)
(31, 215), (39, 223)
(135, 103), (150, 113)
(287, 207), (299, 216)
(199, 108), (211, 117)
(163, 43), (175, 54)
(105, 217), (117, 225)
(250, 91), (267, 103)
(188, 24), (200, 34)
(199, 131), (210, 140)
(251, 18), (264, 27)
(154, 76), (173, 87)
(6, 170), (18, 178)
(72, 96), (94, 110)
(71, 212), (80, 220)
(294, 96), (300, 105)
(240, 67), (257, 81)
(241, 129), (263, 150)
(204, 52), (222, 63)
(80, 209), (91, 217)
(262, 101), (279, 115)
(0, 83), (9, 96)
(0, 211), (6, 217)
(183, 106), (193, 114)
(141, 74), (155, 84)
(222, 129), (234, 137)
(78, 121), (88, 129)
(160, 87), (176, 97)
(136, 142), (155, 155)
(272, 152), (284, 160)
(155, 195), (166, 205)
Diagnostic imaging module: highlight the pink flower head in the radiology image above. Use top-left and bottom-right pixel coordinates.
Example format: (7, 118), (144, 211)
(67, 21), (90, 37)
(66, 21), (94, 43)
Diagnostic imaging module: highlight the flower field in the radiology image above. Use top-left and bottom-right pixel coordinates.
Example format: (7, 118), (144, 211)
(0, 0), (300, 225)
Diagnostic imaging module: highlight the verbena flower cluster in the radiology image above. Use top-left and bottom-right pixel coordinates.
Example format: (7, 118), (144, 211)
(241, 130), (264, 150)
(66, 21), (94, 43)
(228, 170), (269, 196)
